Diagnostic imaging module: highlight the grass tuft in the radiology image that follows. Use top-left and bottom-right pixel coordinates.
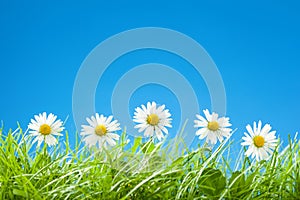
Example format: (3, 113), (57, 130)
(0, 126), (299, 199)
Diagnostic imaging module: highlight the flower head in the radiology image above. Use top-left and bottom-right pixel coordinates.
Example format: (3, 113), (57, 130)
(133, 102), (172, 141)
(81, 113), (121, 149)
(194, 109), (232, 145)
(28, 112), (64, 147)
(241, 121), (278, 161)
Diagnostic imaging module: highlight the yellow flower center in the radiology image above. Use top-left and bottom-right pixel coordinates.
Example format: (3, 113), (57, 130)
(95, 125), (107, 136)
(39, 124), (51, 135)
(207, 121), (219, 131)
(146, 114), (159, 126)
(253, 135), (265, 148)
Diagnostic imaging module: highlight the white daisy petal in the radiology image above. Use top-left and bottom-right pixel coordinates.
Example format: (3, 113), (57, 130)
(203, 109), (212, 121)
(37, 138), (43, 147)
(144, 126), (154, 137)
(86, 117), (95, 127)
(194, 118), (207, 128)
(160, 126), (169, 134)
(198, 129), (208, 140)
(105, 135), (117, 146)
(45, 135), (57, 146)
(34, 115), (41, 124)
(84, 135), (98, 147)
(211, 112), (219, 121)
(195, 128), (207, 136)
(46, 113), (57, 126)
(29, 130), (40, 136)
(28, 123), (39, 131)
(246, 124), (255, 137)
(206, 131), (217, 145)
(156, 129), (164, 141)
(257, 121), (262, 133)
(32, 135), (40, 145)
(196, 114), (207, 122)
(91, 115), (98, 125)
(42, 112), (47, 124)
(107, 133), (120, 140)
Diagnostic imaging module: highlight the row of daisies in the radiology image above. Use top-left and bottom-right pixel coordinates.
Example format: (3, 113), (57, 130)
(27, 102), (277, 161)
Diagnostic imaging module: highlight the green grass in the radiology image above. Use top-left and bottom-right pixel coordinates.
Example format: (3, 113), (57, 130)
(0, 126), (299, 200)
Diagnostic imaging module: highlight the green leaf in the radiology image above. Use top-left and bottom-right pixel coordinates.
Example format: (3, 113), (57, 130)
(131, 137), (142, 153)
(198, 168), (226, 197)
(141, 141), (155, 154)
(172, 156), (184, 166)
(245, 172), (256, 186)
(13, 189), (28, 198)
(229, 171), (246, 197)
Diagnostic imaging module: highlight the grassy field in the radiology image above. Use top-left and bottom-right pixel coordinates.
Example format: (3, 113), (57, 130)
(0, 126), (299, 200)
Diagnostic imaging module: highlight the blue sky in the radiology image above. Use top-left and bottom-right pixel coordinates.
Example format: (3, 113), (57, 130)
(1, 1), (299, 151)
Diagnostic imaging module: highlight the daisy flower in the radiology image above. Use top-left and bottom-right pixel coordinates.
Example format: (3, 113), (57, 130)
(194, 109), (232, 145)
(80, 113), (121, 149)
(133, 101), (172, 141)
(28, 112), (64, 147)
(241, 121), (278, 161)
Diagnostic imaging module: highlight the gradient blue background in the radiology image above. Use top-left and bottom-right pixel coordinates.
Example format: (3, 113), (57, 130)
(1, 1), (299, 150)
